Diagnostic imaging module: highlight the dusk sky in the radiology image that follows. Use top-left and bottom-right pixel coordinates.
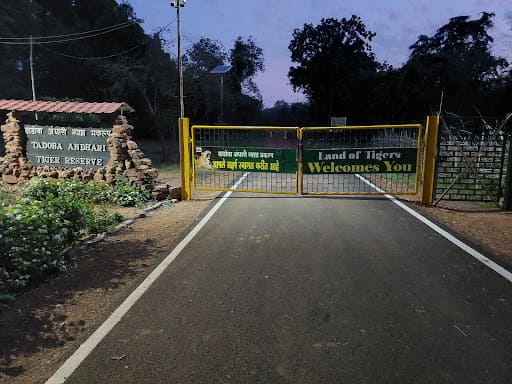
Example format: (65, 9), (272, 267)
(125, 0), (512, 108)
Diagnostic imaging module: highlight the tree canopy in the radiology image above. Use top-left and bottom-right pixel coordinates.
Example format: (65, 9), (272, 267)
(0, 0), (266, 161)
(288, 16), (380, 123)
(0, 2), (510, 143)
(402, 11), (509, 118)
(287, 12), (510, 124)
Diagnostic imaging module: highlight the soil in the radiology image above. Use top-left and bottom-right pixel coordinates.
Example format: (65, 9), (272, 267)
(1, 176), (511, 383)
(412, 200), (512, 268)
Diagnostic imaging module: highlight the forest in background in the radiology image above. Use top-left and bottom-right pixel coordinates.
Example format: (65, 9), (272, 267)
(1, 1), (511, 161)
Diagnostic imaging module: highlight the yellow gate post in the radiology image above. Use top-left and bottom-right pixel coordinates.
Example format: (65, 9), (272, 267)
(179, 117), (191, 201)
(421, 115), (440, 204)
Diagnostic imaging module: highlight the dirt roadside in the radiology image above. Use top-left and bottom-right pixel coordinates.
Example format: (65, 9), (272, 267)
(412, 200), (512, 268)
(1, 186), (511, 383)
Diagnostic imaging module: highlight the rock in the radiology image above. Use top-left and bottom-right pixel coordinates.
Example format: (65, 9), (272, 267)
(94, 171), (105, 182)
(169, 186), (182, 200)
(143, 168), (158, 179)
(2, 174), (18, 184)
(124, 168), (139, 178)
(151, 184), (169, 200)
(111, 125), (127, 134)
(139, 158), (152, 166)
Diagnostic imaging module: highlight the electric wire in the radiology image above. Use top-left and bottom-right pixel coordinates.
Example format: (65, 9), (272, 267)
(39, 40), (148, 60)
(0, 20), (137, 41)
(0, 5), (174, 45)
(0, 22), (140, 45)
(35, 17), (177, 60)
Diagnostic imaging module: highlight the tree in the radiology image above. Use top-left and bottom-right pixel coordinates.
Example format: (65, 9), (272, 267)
(288, 16), (380, 123)
(402, 12), (509, 117)
(0, 1), (45, 99)
(184, 37), (227, 123)
(0, 0), (183, 161)
(229, 36), (264, 99)
(259, 100), (311, 125)
(187, 37), (226, 73)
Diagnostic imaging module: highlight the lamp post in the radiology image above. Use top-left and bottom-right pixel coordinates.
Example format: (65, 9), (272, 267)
(210, 65), (232, 124)
(171, 0), (186, 118)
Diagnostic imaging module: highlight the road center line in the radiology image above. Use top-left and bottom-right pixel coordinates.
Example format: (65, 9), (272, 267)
(45, 172), (249, 384)
(356, 174), (512, 283)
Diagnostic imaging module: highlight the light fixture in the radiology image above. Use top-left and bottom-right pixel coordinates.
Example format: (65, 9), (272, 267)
(170, 0), (185, 7)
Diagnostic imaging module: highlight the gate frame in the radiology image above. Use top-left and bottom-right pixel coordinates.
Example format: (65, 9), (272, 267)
(421, 116), (440, 204)
(191, 124), (301, 195)
(300, 124), (424, 196)
(180, 118), (439, 200)
(179, 117), (191, 201)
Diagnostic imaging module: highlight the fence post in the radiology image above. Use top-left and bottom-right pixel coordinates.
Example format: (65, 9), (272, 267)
(421, 115), (440, 204)
(504, 135), (512, 211)
(179, 117), (191, 201)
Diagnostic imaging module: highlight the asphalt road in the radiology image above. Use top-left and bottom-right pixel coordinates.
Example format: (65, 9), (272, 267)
(63, 194), (512, 383)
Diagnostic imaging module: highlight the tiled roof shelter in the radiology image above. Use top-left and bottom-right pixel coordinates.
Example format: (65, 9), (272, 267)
(0, 99), (134, 114)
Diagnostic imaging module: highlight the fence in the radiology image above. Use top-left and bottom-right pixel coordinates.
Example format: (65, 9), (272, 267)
(434, 114), (510, 206)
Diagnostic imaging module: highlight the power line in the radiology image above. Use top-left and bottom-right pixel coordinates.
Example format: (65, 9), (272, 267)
(35, 17), (177, 61)
(158, 18), (178, 35)
(39, 40), (148, 60)
(0, 22), (138, 45)
(0, 20), (137, 41)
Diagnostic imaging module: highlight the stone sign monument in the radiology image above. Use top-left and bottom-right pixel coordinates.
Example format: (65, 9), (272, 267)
(0, 100), (172, 199)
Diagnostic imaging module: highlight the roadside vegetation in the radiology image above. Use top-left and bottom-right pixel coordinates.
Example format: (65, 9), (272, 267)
(0, 178), (151, 301)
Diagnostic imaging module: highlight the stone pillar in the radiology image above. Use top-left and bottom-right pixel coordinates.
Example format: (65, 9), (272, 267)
(0, 112), (33, 184)
(106, 115), (160, 189)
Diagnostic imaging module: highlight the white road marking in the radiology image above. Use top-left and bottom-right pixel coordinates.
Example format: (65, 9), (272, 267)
(356, 174), (512, 283)
(45, 173), (249, 383)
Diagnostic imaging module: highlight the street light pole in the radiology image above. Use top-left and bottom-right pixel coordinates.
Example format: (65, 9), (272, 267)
(209, 65), (232, 124)
(220, 74), (224, 123)
(171, 0), (186, 118)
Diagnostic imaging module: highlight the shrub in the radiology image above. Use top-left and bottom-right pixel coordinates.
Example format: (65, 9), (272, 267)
(111, 178), (150, 207)
(0, 196), (88, 292)
(0, 178), (138, 297)
(20, 178), (111, 204)
(21, 178), (151, 207)
(0, 188), (13, 207)
(87, 209), (124, 234)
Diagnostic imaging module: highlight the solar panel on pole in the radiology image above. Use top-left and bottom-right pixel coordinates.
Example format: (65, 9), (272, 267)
(210, 65), (232, 123)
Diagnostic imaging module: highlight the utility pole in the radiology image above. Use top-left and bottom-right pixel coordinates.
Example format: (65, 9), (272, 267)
(171, 0), (186, 118)
(29, 36), (38, 120)
(220, 74), (224, 123)
(209, 65), (232, 124)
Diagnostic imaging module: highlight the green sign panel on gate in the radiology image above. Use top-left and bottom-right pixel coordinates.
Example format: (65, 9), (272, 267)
(195, 147), (297, 174)
(303, 147), (417, 174)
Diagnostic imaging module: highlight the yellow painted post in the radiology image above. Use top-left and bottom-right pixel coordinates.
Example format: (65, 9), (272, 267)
(179, 117), (191, 201)
(421, 115), (440, 204)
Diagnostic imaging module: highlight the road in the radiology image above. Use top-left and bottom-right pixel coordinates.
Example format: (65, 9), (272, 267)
(55, 194), (512, 383)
